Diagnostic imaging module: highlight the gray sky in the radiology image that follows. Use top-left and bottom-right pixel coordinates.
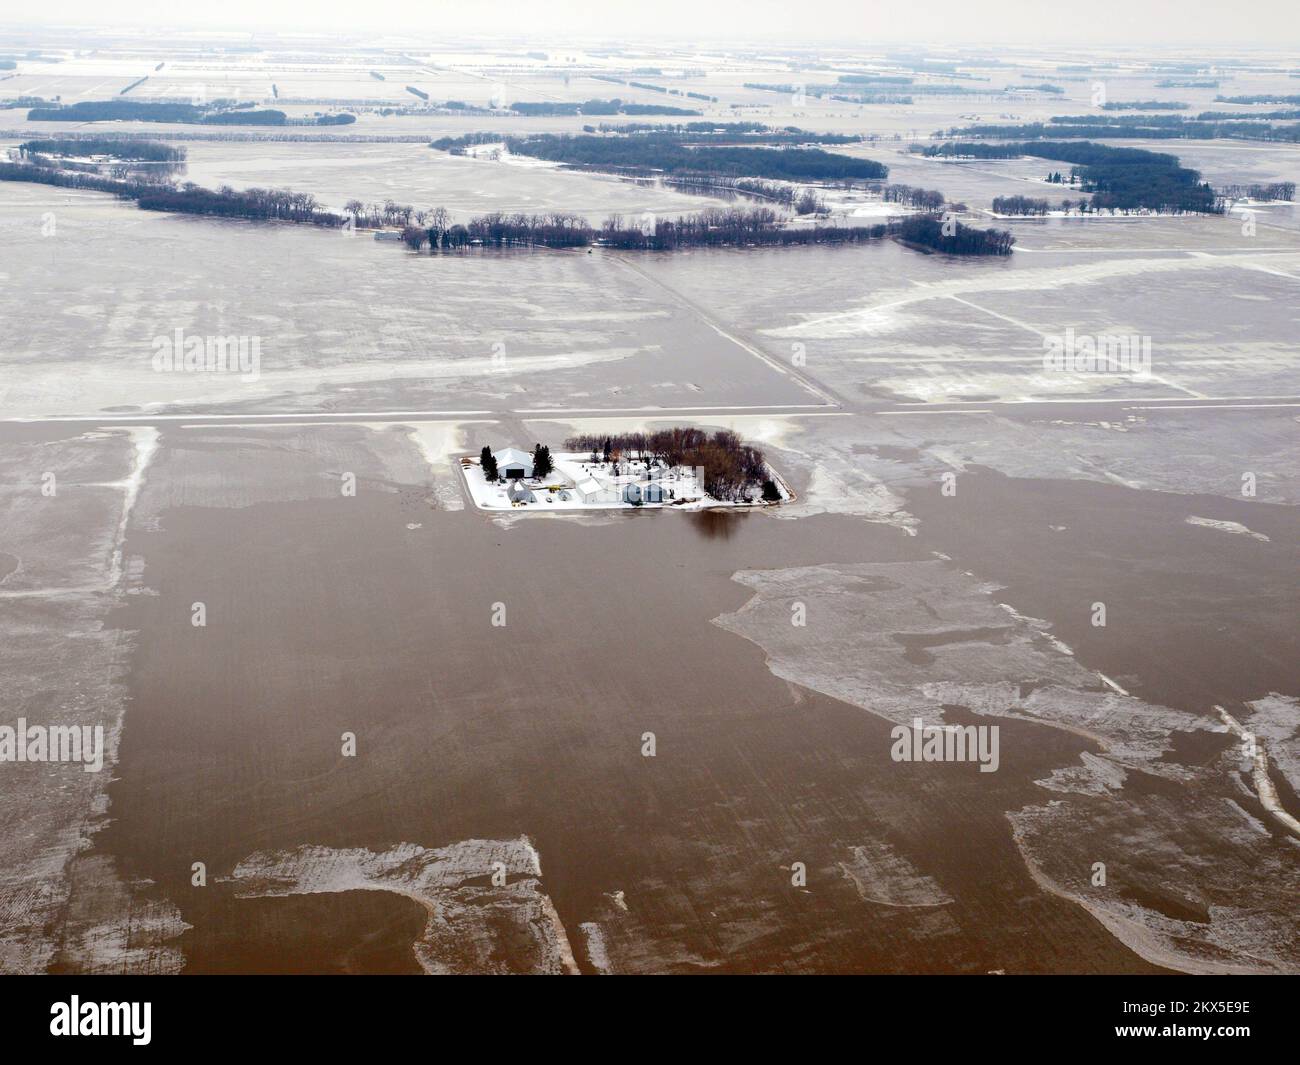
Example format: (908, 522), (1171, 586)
(3, 0), (1298, 47)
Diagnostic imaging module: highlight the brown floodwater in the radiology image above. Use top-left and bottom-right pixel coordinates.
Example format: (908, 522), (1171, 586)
(92, 427), (1174, 974)
(904, 467), (1300, 718)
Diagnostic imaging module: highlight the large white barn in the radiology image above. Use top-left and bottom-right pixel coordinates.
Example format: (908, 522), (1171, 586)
(492, 447), (534, 480)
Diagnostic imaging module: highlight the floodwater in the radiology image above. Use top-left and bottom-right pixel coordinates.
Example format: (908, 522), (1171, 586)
(91, 426), (1162, 974)
(3, 411), (1294, 973)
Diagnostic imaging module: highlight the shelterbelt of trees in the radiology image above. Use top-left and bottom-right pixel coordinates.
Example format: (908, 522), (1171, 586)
(0, 163), (345, 225)
(659, 174), (828, 214)
(0, 128), (431, 143)
(1101, 100), (1190, 110)
(0, 159), (1012, 255)
(563, 428), (775, 503)
(17, 137), (186, 161)
(13, 137), (187, 182)
(1215, 182), (1295, 202)
(882, 184), (946, 209)
(588, 122), (864, 146)
(895, 214), (1015, 255)
(992, 195), (1053, 215)
(25, 99), (355, 126)
(920, 141), (1221, 214)
(432, 131), (888, 184)
(1215, 94), (1300, 105)
(507, 99), (700, 116)
(401, 208), (1013, 256)
(401, 207), (896, 250)
(989, 193), (1116, 216)
(931, 113), (1300, 142)
(745, 79), (988, 101)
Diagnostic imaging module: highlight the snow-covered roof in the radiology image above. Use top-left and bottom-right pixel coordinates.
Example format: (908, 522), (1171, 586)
(493, 447), (533, 465)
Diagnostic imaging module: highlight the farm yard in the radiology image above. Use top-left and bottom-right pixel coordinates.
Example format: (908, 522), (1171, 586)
(460, 440), (788, 511)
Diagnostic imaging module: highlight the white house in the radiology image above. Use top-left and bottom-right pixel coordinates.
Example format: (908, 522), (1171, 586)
(493, 447), (533, 480)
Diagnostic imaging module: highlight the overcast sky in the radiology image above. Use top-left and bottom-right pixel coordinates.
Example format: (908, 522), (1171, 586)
(3, 0), (1298, 47)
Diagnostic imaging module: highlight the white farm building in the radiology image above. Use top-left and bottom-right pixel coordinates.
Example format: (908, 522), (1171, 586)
(492, 447), (533, 480)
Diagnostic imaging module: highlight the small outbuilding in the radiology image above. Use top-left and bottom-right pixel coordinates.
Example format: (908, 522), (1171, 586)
(574, 475), (606, 503)
(508, 480), (535, 504)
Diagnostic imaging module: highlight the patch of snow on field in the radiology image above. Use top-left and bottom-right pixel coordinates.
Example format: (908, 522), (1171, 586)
(463, 143), (563, 170)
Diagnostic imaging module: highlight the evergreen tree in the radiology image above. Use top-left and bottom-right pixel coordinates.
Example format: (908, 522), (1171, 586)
(480, 446), (498, 481)
(532, 444), (554, 479)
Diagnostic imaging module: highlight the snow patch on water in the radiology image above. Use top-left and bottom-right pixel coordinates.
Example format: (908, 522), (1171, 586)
(396, 422), (467, 511)
(1186, 515), (1270, 542)
(838, 839), (953, 908)
(227, 837), (579, 974)
(101, 426), (160, 590)
(580, 921), (613, 973)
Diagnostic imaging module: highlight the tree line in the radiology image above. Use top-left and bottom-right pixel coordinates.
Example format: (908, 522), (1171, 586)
(1101, 101), (1190, 111)
(2, 128), (430, 144)
(26, 99), (351, 126)
(18, 137), (186, 162)
(135, 184), (342, 224)
(508, 99), (700, 116)
(0, 162), (345, 226)
(0, 159), (1010, 256)
(882, 184), (946, 209)
(562, 428), (775, 502)
(586, 123), (864, 146)
(897, 215), (1015, 256)
(448, 133), (889, 184)
(1215, 95), (1300, 105)
(398, 207), (898, 252)
(923, 141), (1221, 214)
(662, 173), (799, 205)
(1018, 142), (1220, 213)
(0, 161), (140, 199)
(1215, 182), (1295, 201)
(931, 115), (1300, 143)
(992, 195), (1051, 215)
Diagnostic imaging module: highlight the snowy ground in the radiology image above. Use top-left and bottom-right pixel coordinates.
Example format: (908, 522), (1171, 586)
(458, 451), (788, 511)
(462, 143), (563, 170)
(816, 188), (914, 220)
